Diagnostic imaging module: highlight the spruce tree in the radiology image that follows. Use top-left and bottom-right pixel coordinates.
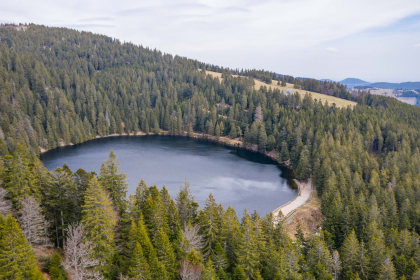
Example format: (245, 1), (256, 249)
(0, 214), (43, 279)
(128, 241), (151, 279)
(199, 193), (221, 258)
(154, 229), (177, 278)
(230, 125), (237, 139)
(98, 150), (128, 211)
(202, 259), (218, 280)
(258, 124), (267, 152)
(296, 145), (311, 180)
(130, 216), (168, 279)
(188, 123), (194, 138)
(215, 124), (221, 140)
(340, 230), (360, 277)
(237, 213), (259, 278)
(233, 265), (247, 280)
(47, 253), (67, 280)
(81, 177), (117, 275)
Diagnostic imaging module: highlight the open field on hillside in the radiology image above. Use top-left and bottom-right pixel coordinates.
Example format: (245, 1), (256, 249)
(203, 70), (357, 108)
(365, 88), (419, 106)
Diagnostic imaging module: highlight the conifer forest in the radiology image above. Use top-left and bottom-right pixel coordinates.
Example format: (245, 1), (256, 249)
(2, 24), (420, 280)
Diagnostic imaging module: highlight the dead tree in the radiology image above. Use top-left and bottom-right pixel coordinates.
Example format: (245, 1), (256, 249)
(0, 187), (11, 216)
(179, 258), (202, 280)
(332, 250), (341, 280)
(180, 222), (204, 253)
(18, 196), (50, 246)
(64, 223), (102, 280)
(254, 105), (263, 123)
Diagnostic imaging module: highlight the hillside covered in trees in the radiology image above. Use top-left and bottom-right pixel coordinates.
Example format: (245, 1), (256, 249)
(2, 24), (420, 279)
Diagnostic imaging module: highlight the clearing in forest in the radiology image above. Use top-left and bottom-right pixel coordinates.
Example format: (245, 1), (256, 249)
(203, 70), (357, 108)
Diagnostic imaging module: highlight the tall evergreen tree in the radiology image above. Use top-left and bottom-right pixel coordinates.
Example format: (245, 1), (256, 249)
(81, 177), (117, 275)
(128, 241), (151, 280)
(0, 214), (43, 279)
(98, 151), (128, 211)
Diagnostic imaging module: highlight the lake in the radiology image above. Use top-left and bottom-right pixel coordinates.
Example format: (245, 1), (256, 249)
(40, 135), (296, 215)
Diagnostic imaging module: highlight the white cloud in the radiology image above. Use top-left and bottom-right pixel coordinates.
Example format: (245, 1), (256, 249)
(0, 0), (419, 81)
(415, 43), (420, 47)
(326, 47), (339, 53)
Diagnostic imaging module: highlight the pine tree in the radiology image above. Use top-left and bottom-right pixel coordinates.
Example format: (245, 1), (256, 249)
(154, 229), (177, 278)
(81, 177), (117, 275)
(128, 241), (151, 279)
(188, 123), (194, 138)
(237, 213), (259, 278)
(215, 124), (221, 140)
(217, 269), (228, 280)
(143, 188), (170, 242)
(211, 242), (228, 272)
(230, 125), (237, 139)
(176, 181), (197, 225)
(98, 150), (128, 211)
(199, 193), (221, 258)
(220, 206), (241, 269)
(258, 124), (267, 152)
(378, 257), (397, 280)
(202, 259), (218, 280)
(1, 147), (38, 207)
(233, 265), (246, 280)
(296, 145), (311, 180)
(279, 141), (289, 162)
(340, 230), (360, 277)
(0, 214), (43, 279)
(47, 253), (68, 280)
(129, 216), (167, 279)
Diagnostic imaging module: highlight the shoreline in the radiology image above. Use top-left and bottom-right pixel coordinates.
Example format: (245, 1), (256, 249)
(40, 130), (309, 215)
(272, 178), (313, 218)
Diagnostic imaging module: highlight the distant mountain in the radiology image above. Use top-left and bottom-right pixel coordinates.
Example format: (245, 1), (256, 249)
(368, 82), (420, 90)
(339, 78), (370, 88)
(338, 78), (420, 90)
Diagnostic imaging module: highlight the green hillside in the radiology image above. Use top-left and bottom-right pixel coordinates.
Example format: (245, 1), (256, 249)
(2, 24), (420, 279)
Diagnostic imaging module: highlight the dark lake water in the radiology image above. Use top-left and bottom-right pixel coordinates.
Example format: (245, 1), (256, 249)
(40, 136), (296, 215)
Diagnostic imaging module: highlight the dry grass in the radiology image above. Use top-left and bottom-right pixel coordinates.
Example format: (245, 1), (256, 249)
(286, 191), (324, 240)
(202, 70), (357, 108)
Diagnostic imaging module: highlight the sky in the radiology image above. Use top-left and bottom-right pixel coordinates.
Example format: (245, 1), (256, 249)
(1, 0), (420, 83)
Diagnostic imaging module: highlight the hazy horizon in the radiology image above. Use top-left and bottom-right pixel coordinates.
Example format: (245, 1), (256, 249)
(1, 0), (419, 83)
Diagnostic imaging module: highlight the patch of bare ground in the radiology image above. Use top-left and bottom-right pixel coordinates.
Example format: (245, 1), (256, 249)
(33, 246), (61, 279)
(286, 191), (324, 240)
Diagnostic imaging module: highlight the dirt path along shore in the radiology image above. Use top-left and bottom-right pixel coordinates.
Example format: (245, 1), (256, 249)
(273, 178), (313, 217)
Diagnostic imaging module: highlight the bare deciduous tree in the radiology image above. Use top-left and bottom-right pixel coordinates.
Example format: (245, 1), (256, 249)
(18, 196), (50, 246)
(0, 188), (11, 216)
(332, 250), (341, 280)
(179, 258), (202, 280)
(64, 223), (103, 280)
(181, 222), (204, 253)
(117, 273), (129, 280)
(254, 105), (263, 123)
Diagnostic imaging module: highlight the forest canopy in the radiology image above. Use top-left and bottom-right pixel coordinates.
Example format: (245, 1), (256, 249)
(2, 24), (420, 280)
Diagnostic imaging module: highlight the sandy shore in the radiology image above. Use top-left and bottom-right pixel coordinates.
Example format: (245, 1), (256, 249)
(272, 178), (313, 217)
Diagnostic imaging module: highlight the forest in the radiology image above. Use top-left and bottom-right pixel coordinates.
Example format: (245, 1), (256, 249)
(2, 23), (420, 279)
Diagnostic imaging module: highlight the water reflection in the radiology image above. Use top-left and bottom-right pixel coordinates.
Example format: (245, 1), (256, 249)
(41, 135), (296, 215)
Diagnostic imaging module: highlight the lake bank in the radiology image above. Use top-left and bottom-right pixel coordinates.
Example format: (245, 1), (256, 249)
(41, 135), (296, 216)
